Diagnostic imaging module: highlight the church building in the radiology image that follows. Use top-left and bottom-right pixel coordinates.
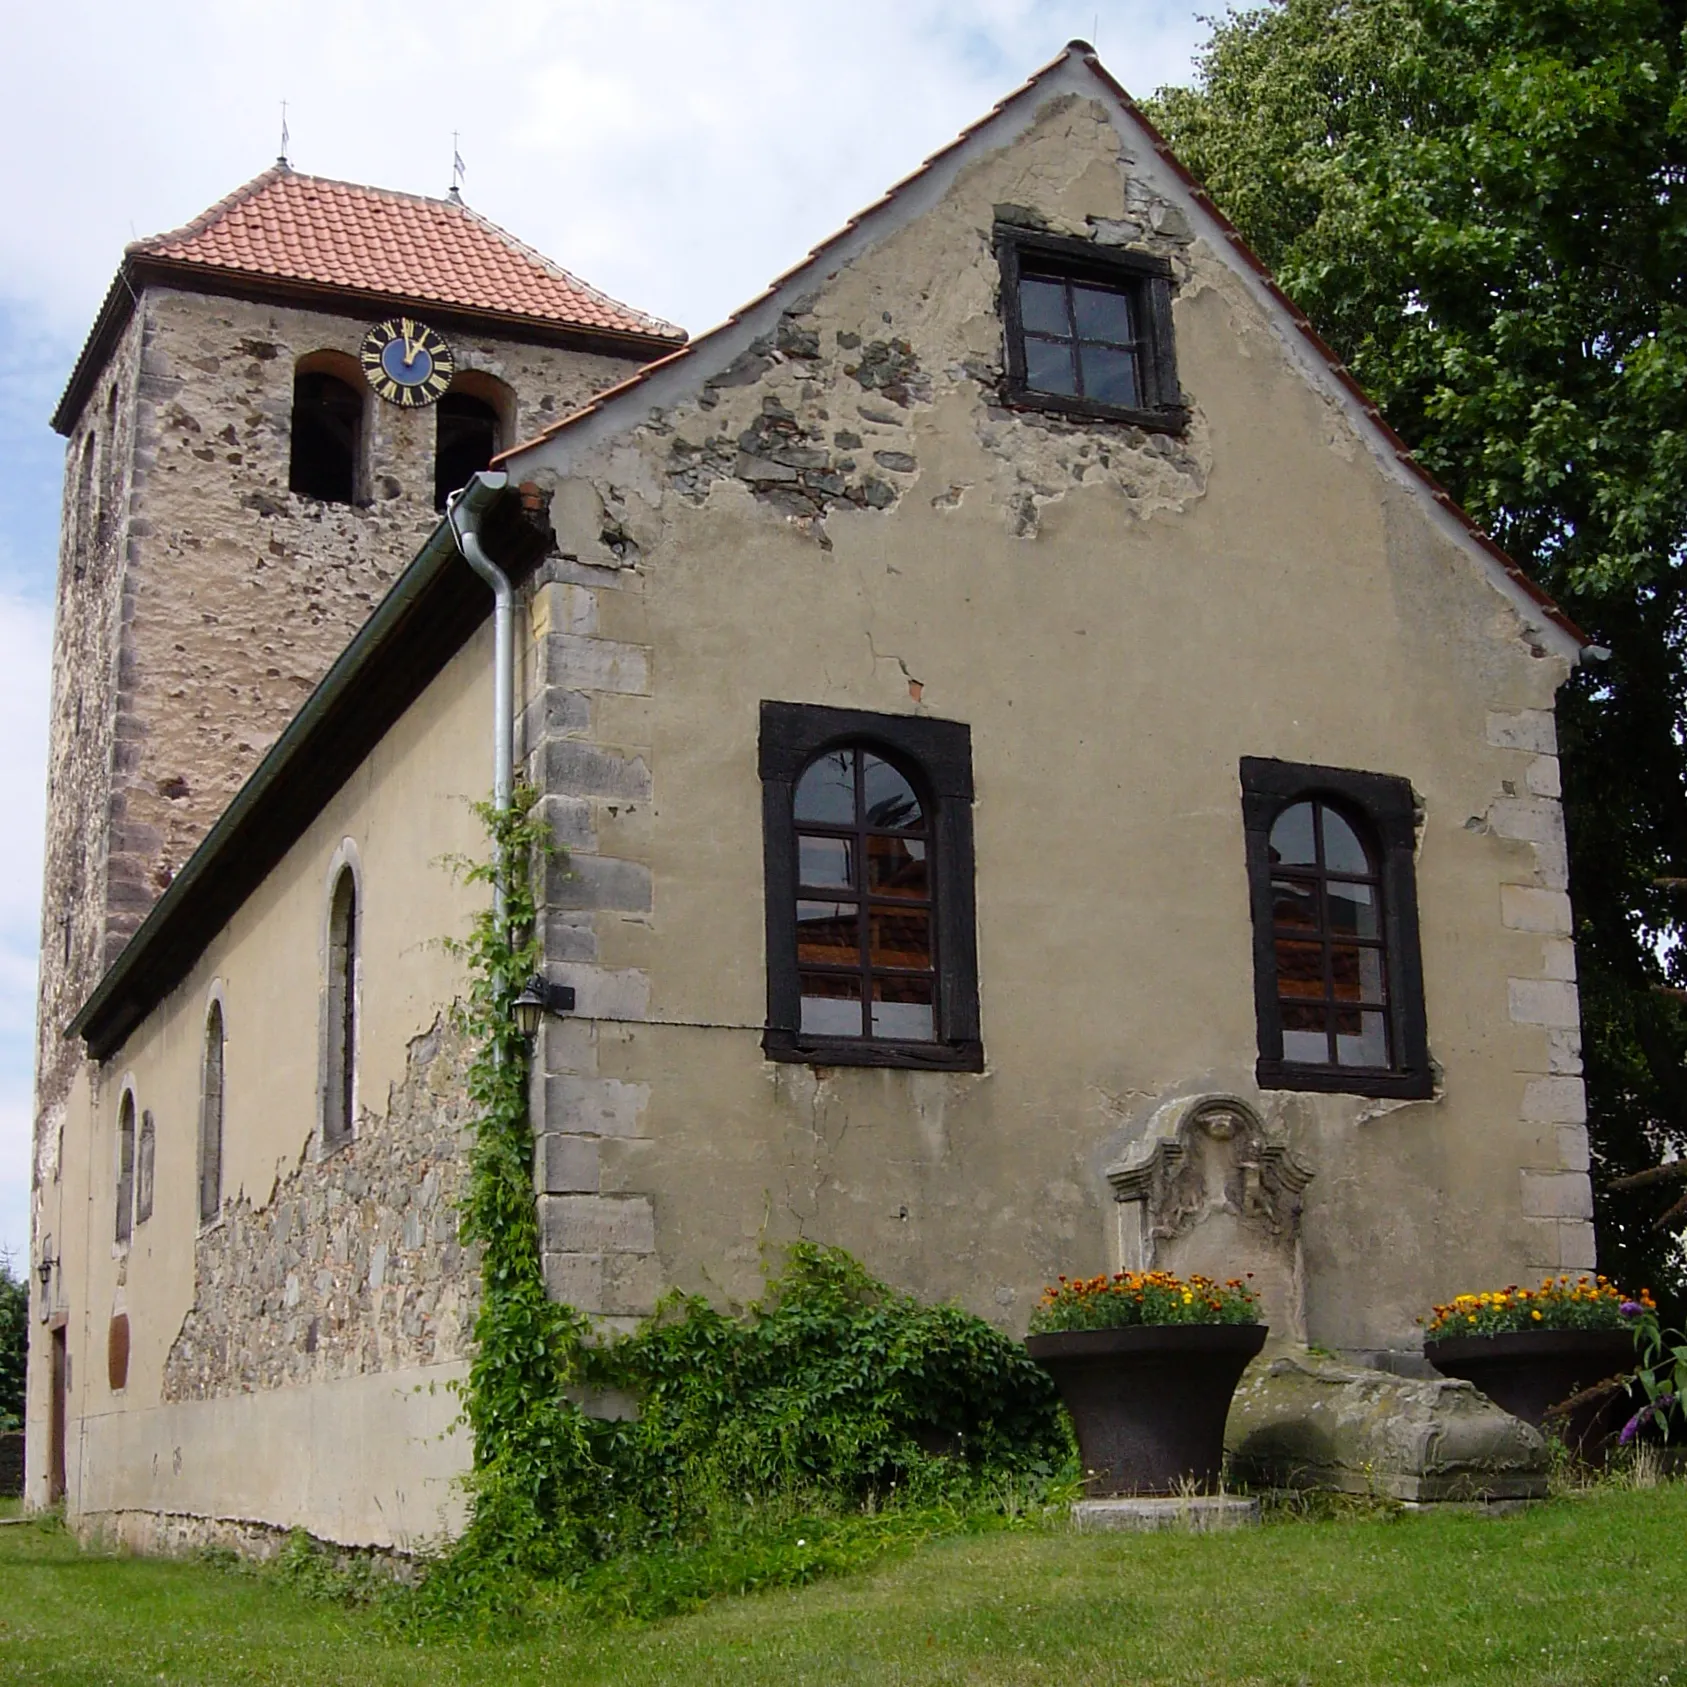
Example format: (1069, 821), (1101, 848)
(26, 43), (1597, 1547)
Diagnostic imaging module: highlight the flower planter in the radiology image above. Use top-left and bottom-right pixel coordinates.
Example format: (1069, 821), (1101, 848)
(1026, 1323), (1269, 1496)
(1423, 1328), (1637, 1456)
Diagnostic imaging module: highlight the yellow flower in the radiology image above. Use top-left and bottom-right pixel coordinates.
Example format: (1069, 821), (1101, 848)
(1531, 1310), (1542, 1321)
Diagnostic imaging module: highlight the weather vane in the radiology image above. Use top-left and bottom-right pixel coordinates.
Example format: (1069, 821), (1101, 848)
(450, 132), (467, 200)
(278, 100), (290, 168)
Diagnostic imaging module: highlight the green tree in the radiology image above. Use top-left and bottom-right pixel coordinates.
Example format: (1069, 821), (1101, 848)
(1151, 0), (1687, 1306)
(0, 1253), (27, 1431)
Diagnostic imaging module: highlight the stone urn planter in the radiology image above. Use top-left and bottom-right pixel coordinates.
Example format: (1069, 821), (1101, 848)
(1424, 1329), (1636, 1456)
(1026, 1323), (1269, 1495)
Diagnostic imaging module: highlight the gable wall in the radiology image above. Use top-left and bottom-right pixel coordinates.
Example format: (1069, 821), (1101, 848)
(512, 89), (1588, 1357)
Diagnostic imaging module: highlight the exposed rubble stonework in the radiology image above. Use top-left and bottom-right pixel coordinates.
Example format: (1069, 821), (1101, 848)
(163, 1017), (478, 1400)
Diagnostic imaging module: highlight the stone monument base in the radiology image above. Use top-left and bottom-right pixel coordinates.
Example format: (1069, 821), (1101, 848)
(1225, 1349), (1550, 1502)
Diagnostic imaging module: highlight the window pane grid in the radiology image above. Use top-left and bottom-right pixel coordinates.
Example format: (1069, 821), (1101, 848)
(1269, 801), (1391, 1070)
(1020, 270), (1145, 407)
(795, 744), (937, 1041)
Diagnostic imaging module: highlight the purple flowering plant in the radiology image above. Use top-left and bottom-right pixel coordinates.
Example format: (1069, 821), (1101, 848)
(1620, 1300), (1687, 1446)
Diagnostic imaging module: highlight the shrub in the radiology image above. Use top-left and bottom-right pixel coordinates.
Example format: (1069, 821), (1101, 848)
(1029, 1269), (1261, 1333)
(409, 1243), (1073, 1627)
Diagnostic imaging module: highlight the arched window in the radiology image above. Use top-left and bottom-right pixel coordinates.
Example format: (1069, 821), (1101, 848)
(1242, 757), (1430, 1099)
(760, 703), (982, 1069)
(115, 1091), (136, 1244)
(323, 867), (358, 1147)
(794, 745), (937, 1042)
(199, 1002), (225, 1223)
(289, 363), (363, 505)
(434, 391), (501, 509)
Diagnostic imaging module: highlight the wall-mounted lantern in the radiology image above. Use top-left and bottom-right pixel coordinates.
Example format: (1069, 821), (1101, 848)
(512, 974), (576, 1040)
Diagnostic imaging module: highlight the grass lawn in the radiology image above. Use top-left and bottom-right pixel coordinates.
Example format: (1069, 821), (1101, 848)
(2, 1487), (1685, 1686)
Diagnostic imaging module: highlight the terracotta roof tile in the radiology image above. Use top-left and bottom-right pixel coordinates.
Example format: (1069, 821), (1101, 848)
(130, 166), (684, 343)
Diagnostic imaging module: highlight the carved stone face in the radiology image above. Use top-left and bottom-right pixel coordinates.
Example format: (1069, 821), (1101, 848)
(1195, 1106), (1242, 1141)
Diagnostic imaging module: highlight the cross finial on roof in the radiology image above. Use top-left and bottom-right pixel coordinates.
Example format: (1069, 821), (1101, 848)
(277, 100), (290, 170)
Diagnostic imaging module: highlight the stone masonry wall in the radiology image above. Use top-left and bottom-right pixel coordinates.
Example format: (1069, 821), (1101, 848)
(34, 309), (144, 1198)
(35, 281), (652, 1244)
(1480, 707), (1597, 1278)
(162, 1016), (478, 1399)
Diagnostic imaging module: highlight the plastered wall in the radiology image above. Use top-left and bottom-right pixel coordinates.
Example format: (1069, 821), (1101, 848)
(28, 625), (500, 1544)
(509, 86), (1591, 1357)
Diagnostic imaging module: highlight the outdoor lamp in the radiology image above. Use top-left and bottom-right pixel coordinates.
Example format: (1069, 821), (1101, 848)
(512, 975), (547, 1039)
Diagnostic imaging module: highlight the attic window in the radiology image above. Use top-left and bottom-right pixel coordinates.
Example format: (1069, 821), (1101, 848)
(995, 226), (1185, 431)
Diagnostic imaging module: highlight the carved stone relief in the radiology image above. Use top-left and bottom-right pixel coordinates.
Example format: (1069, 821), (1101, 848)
(1106, 1095), (1314, 1342)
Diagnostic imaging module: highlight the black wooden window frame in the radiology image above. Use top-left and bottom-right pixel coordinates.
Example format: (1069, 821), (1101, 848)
(995, 226), (1187, 433)
(1241, 756), (1431, 1100)
(761, 702), (982, 1071)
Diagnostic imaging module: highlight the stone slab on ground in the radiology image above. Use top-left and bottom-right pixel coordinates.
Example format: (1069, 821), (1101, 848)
(1226, 1349), (1550, 1502)
(1072, 1495), (1261, 1533)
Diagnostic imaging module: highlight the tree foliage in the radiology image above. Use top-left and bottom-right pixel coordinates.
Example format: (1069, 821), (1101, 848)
(1151, 0), (1687, 1307)
(0, 1253), (25, 1431)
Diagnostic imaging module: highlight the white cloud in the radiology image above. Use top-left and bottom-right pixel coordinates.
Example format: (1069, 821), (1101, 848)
(0, 1), (1208, 340)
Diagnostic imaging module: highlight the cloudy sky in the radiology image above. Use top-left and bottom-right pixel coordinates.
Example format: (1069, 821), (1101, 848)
(0, 0), (1216, 1265)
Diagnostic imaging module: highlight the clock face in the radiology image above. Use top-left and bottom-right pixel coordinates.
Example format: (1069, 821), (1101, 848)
(360, 317), (454, 407)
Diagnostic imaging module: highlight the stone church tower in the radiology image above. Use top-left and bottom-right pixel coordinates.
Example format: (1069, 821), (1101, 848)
(35, 164), (683, 1203)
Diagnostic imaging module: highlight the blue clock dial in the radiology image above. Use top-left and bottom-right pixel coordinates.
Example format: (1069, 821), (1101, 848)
(360, 317), (456, 408)
(380, 336), (433, 386)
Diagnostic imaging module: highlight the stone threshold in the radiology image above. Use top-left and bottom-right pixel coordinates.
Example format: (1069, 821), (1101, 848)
(1072, 1495), (1260, 1533)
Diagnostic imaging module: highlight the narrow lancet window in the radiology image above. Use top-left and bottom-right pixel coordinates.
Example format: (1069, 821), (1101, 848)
(200, 1003), (225, 1223)
(323, 869), (358, 1147)
(115, 1092), (135, 1244)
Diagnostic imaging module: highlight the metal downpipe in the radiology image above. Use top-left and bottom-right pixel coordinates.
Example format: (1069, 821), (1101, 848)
(447, 471), (514, 928)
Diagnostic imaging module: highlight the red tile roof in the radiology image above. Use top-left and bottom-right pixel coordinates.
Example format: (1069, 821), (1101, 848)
(131, 166), (685, 343)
